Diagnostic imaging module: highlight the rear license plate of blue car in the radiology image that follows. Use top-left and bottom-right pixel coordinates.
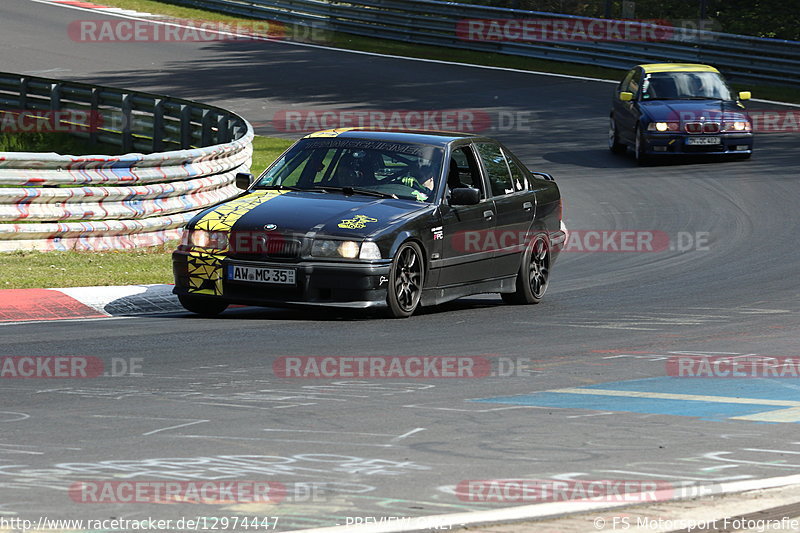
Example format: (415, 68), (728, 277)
(686, 137), (720, 145)
(228, 264), (296, 285)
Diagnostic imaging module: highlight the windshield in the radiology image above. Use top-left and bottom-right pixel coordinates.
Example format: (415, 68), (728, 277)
(254, 138), (445, 203)
(642, 71), (732, 101)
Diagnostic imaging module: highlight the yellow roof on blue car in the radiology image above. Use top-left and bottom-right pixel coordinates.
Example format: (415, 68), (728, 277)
(640, 63), (719, 73)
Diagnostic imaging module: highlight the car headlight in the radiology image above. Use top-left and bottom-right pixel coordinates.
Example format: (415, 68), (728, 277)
(359, 242), (382, 260)
(722, 121), (752, 132)
(311, 240), (383, 260)
(188, 229), (228, 250)
(339, 241), (360, 259)
(312, 239), (359, 259)
(647, 121), (680, 132)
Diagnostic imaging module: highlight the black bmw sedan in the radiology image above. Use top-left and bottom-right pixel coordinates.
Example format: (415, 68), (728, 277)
(173, 129), (565, 318)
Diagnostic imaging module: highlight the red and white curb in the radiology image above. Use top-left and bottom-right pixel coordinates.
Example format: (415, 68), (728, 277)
(0, 284), (182, 324)
(36, 0), (163, 18)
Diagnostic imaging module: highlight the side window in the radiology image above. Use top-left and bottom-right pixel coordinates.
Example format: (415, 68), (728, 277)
(476, 143), (513, 197)
(509, 159), (527, 191)
(628, 69), (643, 98)
(619, 69), (636, 92)
(448, 146), (486, 198)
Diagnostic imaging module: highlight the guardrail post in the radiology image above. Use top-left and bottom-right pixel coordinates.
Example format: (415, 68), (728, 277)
(201, 109), (212, 146)
(231, 120), (243, 142)
(180, 104), (192, 149)
(50, 83), (61, 112)
(121, 93), (133, 153)
(218, 113), (231, 143)
(153, 99), (165, 152)
(19, 77), (28, 110)
(90, 87), (100, 145)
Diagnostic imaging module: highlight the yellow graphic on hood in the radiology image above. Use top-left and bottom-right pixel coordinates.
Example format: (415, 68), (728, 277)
(338, 214), (378, 229)
(194, 190), (285, 234)
(187, 190), (284, 296)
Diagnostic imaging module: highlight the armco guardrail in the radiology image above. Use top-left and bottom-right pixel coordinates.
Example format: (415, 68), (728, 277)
(0, 72), (253, 251)
(166, 0), (800, 86)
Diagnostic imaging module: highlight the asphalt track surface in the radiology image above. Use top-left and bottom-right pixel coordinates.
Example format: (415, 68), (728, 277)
(2, 1), (800, 530)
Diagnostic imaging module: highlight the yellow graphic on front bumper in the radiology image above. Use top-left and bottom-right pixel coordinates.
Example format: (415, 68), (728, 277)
(187, 190), (285, 295)
(187, 253), (225, 296)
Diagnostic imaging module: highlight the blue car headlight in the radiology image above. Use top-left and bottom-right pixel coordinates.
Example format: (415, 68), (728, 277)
(647, 121), (680, 132)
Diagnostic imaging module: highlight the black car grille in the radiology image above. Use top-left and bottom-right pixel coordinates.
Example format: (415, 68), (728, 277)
(264, 236), (301, 258)
(228, 234), (303, 261)
(685, 122), (720, 134)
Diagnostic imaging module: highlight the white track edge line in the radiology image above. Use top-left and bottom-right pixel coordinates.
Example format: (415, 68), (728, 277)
(287, 473), (800, 533)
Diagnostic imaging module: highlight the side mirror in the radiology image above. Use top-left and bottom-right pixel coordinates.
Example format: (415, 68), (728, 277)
(450, 187), (480, 206)
(235, 172), (253, 190)
(619, 91), (634, 102)
(738, 91), (751, 101)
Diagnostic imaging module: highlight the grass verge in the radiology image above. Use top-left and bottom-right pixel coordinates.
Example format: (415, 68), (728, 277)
(91, 0), (800, 104)
(0, 244), (176, 289)
(0, 131), (124, 156)
(250, 135), (292, 174)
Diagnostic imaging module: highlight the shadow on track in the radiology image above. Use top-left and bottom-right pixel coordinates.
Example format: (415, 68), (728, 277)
(542, 149), (752, 169)
(170, 295), (507, 322)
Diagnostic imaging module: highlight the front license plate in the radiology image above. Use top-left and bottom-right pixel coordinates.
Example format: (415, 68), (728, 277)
(686, 136), (721, 145)
(228, 264), (296, 285)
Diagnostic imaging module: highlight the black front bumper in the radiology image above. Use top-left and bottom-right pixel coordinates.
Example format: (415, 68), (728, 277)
(173, 252), (392, 309)
(642, 132), (753, 155)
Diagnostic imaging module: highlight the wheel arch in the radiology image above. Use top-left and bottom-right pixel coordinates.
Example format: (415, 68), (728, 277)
(387, 231), (429, 274)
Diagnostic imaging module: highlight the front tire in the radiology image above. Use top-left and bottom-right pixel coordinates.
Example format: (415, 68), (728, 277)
(634, 125), (650, 165)
(502, 234), (550, 305)
(386, 242), (424, 318)
(178, 294), (228, 316)
(609, 116), (626, 155)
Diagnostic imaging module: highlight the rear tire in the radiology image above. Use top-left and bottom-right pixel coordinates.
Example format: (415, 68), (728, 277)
(502, 234), (550, 305)
(386, 242), (424, 318)
(178, 294), (228, 316)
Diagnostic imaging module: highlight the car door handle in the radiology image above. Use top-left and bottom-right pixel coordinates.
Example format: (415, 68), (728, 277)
(523, 201), (533, 211)
(483, 210), (494, 220)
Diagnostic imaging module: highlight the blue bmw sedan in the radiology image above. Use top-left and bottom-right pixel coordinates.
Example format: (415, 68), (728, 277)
(609, 63), (754, 164)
